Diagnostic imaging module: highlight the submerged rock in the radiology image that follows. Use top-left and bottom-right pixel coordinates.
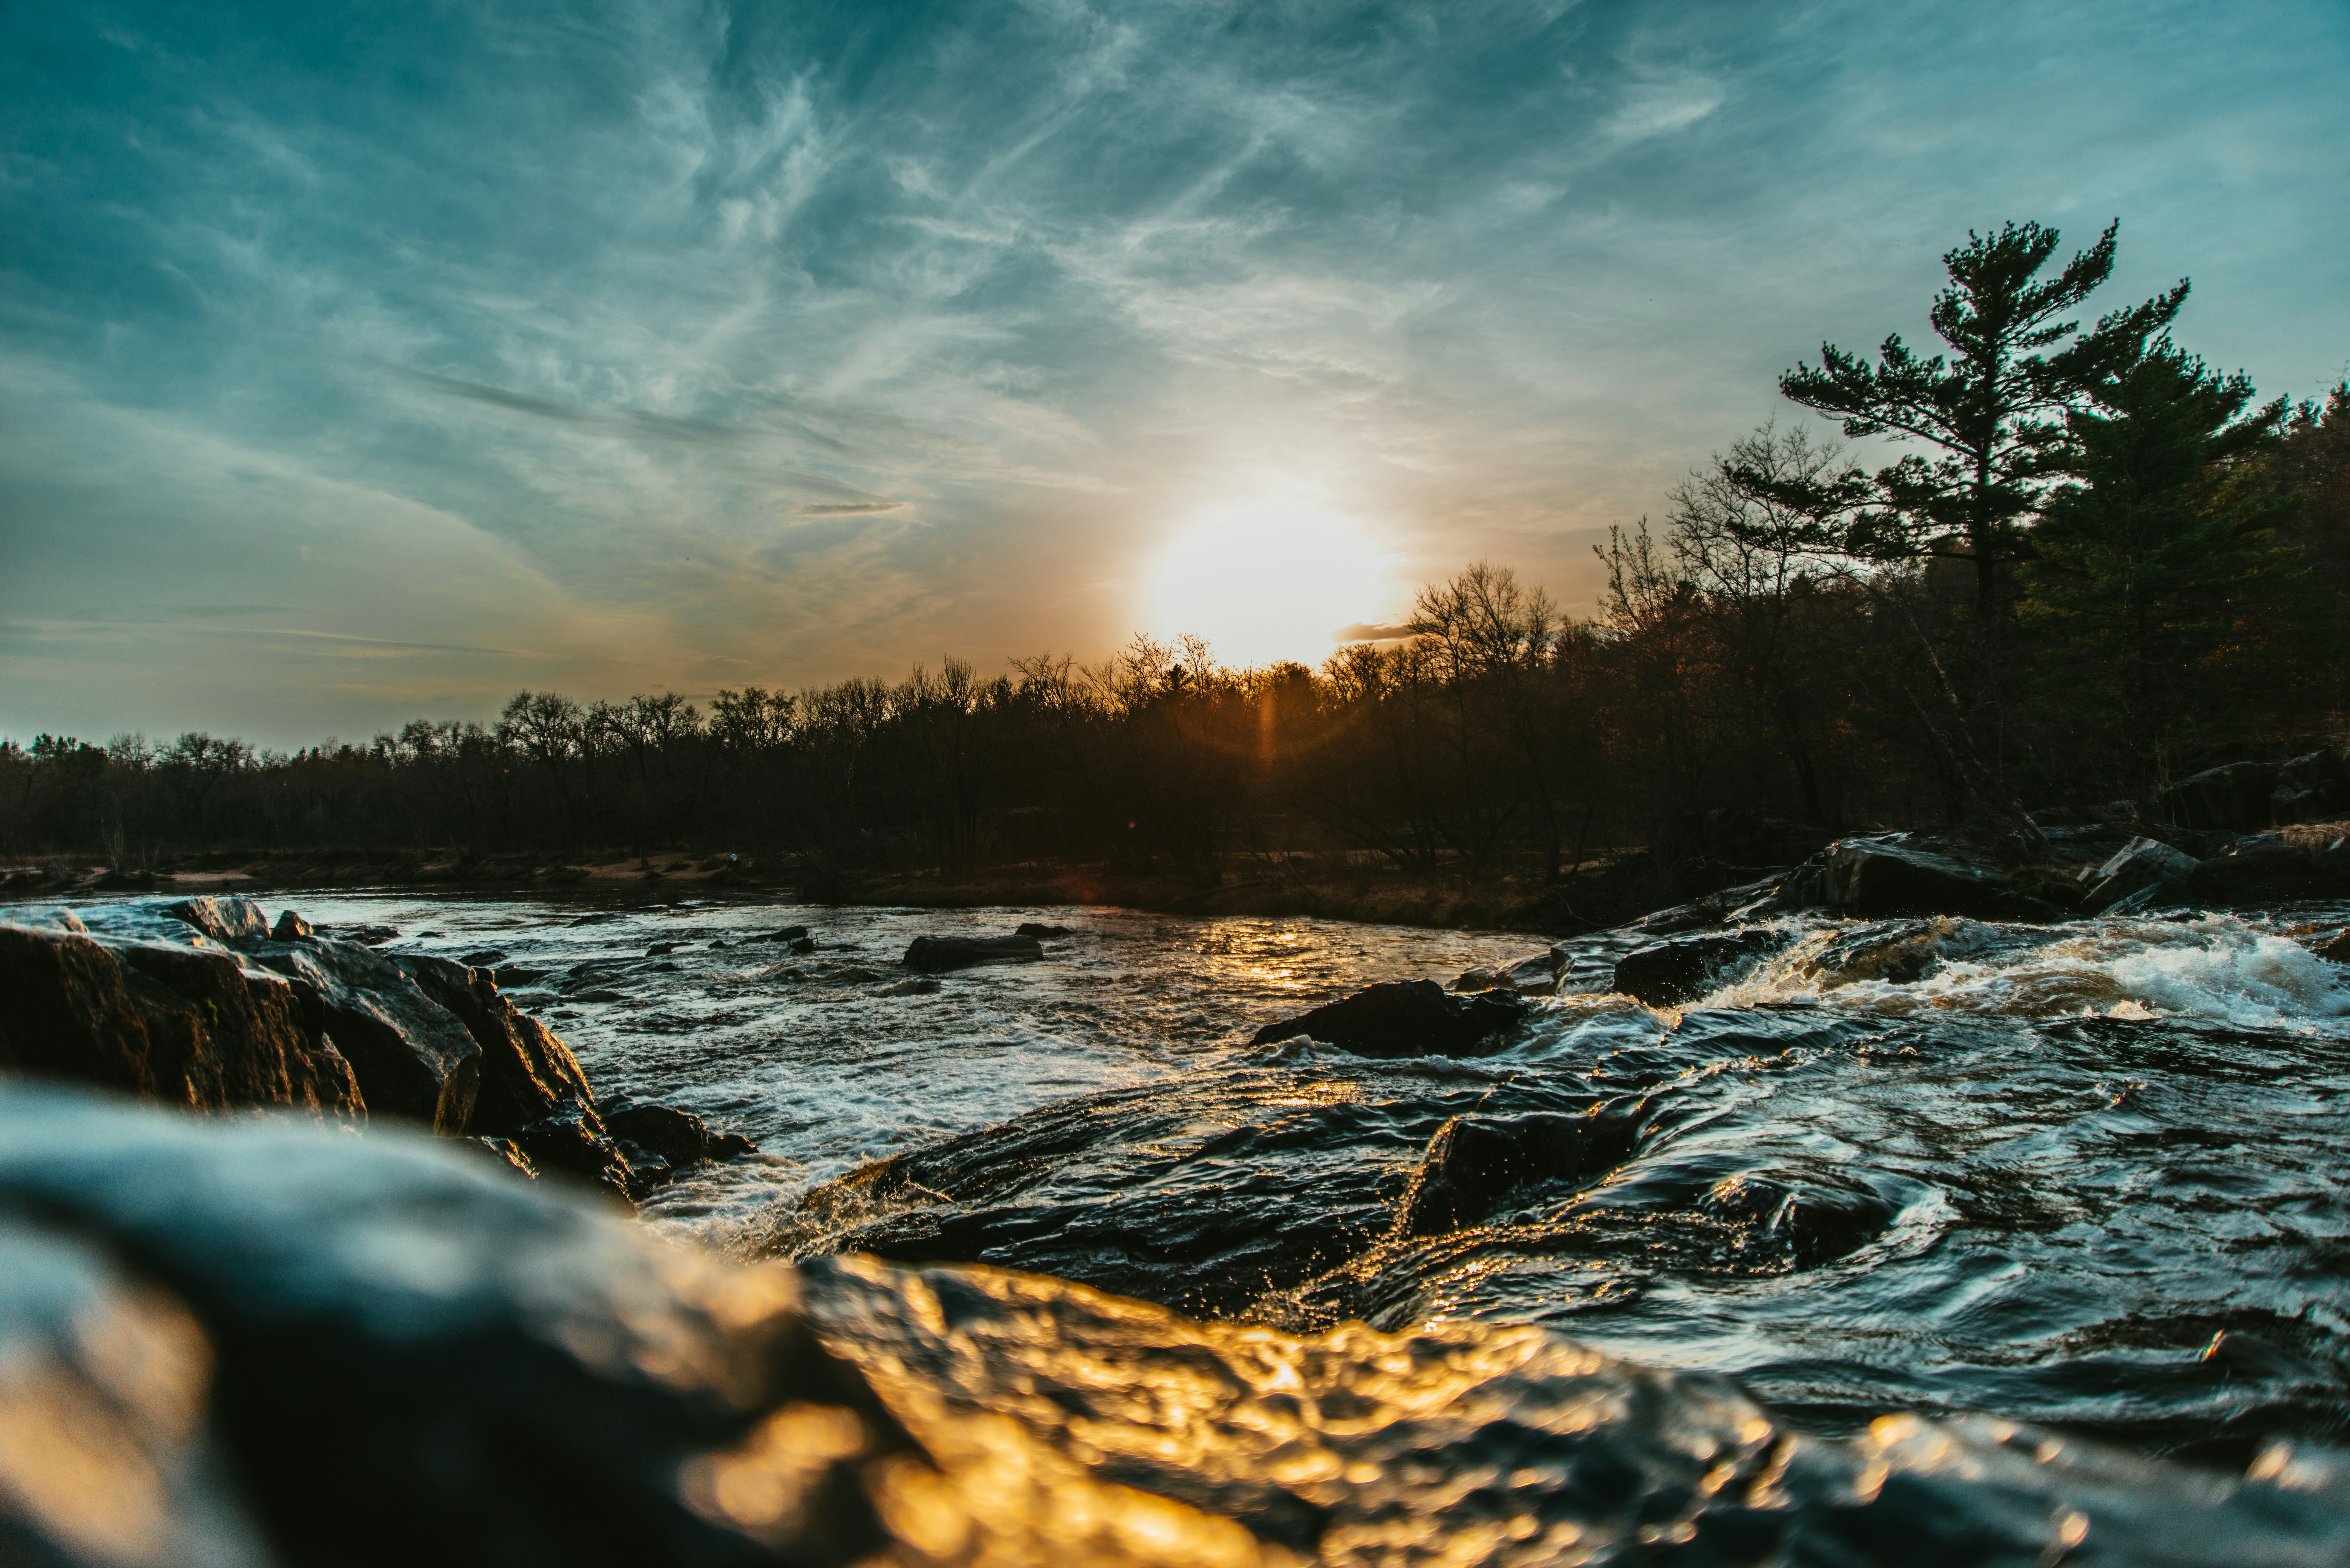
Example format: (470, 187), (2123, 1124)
(4, 1080), (2343, 1568)
(1248, 979), (1531, 1058)
(1450, 949), (1563, 995)
(902, 933), (1044, 972)
(1393, 1103), (1647, 1236)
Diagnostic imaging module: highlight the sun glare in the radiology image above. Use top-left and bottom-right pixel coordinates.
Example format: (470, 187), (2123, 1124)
(1143, 498), (1396, 668)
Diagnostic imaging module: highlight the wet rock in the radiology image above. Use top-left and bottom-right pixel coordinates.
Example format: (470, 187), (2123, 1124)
(318, 922), (398, 946)
(2157, 760), (2282, 832)
(1394, 1104), (1645, 1236)
(247, 940), (481, 1134)
(1612, 929), (1787, 1006)
(0, 923), (363, 1120)
(2273, 749), (2350, 824)
(2104, 879), (2195, 916)
(2186, 841), (2350, 904)
(1815, 837), (2061, 921)
(390, 953), (593, 1138)
(269, 909), (314, 941)
(645, 941), (677, 955)
(2317, 930), (2350, 964)
(756, 924), (810, 943)
(465, 1135), (539, 1179)
(17, 1081), (2338, 1568)
(1696, 1171), (1898, 1268)
(1015, 921), (1073, 938)
(509, 1101), (637, 1202)
(1802, 919), (1965, 987)
(903, 933), (1044, 973)
(602, 1099), (758, 1169)
(872, 976), (940, 997)
(163, 894), (271, 946)
(459, 947), (508, 966)
(1450, 950), (1563, 995)
(1247, 979), (1531, 1058)
(786, 936), (817, 955)
(2083, 836), (2202, 912)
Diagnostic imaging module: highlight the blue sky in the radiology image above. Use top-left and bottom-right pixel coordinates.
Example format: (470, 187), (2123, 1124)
(4, 0), (2346, 746)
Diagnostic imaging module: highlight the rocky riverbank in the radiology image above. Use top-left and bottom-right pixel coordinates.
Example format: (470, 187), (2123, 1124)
(0, 893), (756, 1205)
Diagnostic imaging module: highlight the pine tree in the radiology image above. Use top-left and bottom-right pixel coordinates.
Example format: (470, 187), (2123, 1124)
(2020, 338), (2311, 780)
(1772, 220), (2186, 622)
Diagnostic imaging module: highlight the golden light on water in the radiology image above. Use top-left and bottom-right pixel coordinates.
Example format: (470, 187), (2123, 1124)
(1144, 496), (1396, 669)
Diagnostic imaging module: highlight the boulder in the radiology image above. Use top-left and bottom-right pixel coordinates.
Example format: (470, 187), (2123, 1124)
(602, 1099), (759, 1168)
(0, 923), (363, 1120)
(1015, 921), (1073, 938)
(508, 1101), (638, 1202)
(2273, 750), (2350, 824)
(391, 953), (592, 1137)
(2083, 836), (2202, 912)
(270, 909), (314, 941)
(2157, 761), (2282, 832)
(248, 939), (481, 1134)
(1393, 1104), (1645, 1237)
(163, 894), (272, 946)
(902, 933), (1044, 973)
(1815, 838), (2059, 921)
(1247, 979), (1530, 1058)
(2186, 841), (2349, 904)
(1611, 929), (1788, 1006)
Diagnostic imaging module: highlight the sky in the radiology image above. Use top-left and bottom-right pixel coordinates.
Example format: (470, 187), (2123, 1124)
(4, 0), (2346, 749)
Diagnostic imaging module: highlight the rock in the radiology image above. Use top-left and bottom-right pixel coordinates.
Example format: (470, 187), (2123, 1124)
(1451, 950), (1562, 995)
(2273, 749), (2350, 823)
(246, 940), (481, 1134)
(756, 925), (810, 943)
(2157, 760), (2282, 832)
(459, 948), (508, 966)
(873, 976), (940, 997)
(318, 922), (398, 946)
(2317, 930), (2350, 963)
(466, 1135), (539, 1179)
(2104, 879), (2194, 916)
(1800, 918), (1972, 987)
(1619, 873), (1789, 935)
(163, 894), (272, 946)
(270, 909), (314, 941)
(13, 1082), (2339, 1568)
(2082, 836), (2202, 912)
(903, 933), (1044, 973)
(1015, 921), (1073, 938)
(0, 923), (363, 1121)
(509, 1101), (637, 1202)
(602, 1100), (758, 1169)
(1611, 929), (1788, 1006)
(1247, 979), (1530, 1058)
(1393, 1104), (1645, 1237)
(390, 953), (593, 1138)
(646, 941), (677, 955)
(786, 936), (817, 955)
(1815, 838), (2060, 921)
(2186, 841), (2348, 904)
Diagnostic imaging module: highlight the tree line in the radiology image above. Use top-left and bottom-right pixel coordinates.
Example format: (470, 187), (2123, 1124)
(6, 221), (2346, 895)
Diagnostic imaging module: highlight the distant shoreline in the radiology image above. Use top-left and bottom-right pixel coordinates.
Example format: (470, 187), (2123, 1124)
(0, 848), (1589, 935)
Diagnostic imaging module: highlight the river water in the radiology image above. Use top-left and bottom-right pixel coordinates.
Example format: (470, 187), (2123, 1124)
(48, 888), (2350, 1490)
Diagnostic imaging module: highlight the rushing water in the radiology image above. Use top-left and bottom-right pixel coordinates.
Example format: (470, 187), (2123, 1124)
(42, 887), (2350, 1486)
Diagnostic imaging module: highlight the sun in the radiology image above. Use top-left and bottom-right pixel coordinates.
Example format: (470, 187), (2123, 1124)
(1143, 497), (1397, 668)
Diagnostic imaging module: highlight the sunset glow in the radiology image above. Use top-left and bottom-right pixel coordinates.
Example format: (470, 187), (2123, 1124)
(1144, 498), (1398, 669)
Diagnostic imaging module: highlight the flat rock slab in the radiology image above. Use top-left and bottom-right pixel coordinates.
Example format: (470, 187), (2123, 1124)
(902, 934), (1044, 973)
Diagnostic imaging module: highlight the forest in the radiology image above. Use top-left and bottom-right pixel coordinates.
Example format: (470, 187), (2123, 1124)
(7, 222), (2348, 922)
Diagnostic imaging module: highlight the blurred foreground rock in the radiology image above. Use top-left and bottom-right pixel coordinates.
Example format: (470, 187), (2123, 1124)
(2, 1082), (2346, 1567)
